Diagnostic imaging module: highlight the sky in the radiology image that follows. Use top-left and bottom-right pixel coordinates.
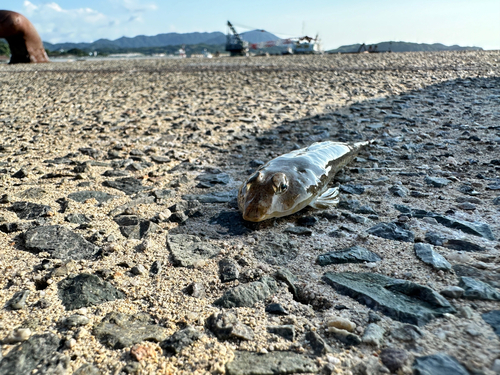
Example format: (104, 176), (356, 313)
(2, 0), (499, 50)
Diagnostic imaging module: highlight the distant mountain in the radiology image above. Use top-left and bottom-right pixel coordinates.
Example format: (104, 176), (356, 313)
(43, 29), (280, 51)
(328, 41), (482, 53)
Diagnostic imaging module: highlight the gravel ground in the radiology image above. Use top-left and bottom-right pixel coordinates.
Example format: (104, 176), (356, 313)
(0, 51), (499, 375)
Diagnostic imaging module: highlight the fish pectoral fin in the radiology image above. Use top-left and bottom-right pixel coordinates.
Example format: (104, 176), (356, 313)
(309, 187), (339, 209)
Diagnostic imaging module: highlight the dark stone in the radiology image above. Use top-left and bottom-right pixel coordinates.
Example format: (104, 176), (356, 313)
(453, 264), (500, 289)
(380, 348), (409, 372)
(102, 177), (149, 195)
(390, 324), (424, 342)
(79, 147), (101, 158)
(225, 351), (318, 375)
(24, 225), (100, 260)
(183, 190), (237, 203)
(305, 331), (332, 355)
(328, 327), (361, 346)
(108, 196), (156, 217)
(153, 189), (176, 200)
(10, 201), (53, 220)
(58, 273), (125, 310)
(12, 168), (28, 178)
(296, 216), (319, 227)
(367, 222), (414, 242)
(433, 215), (495, 241)
(458, 277), (500, 301)
(323, 272), (455, 325)
(340, 184), (365, 195)
(338, 198), (361, 211)
(274, 268), (299, 300)
(65, 213), (91, 224)
(267, 325), (295, 341)
(17, 187), (46, 200)
(253, 234), (299, 265)
(265, 303), (289, 315)
(219, 258), (240, 282)
(151, 155), (170, 164)
(68, 190), (115, 203)
(413, 353), (469, 375)
(93, 312), (168, 349)
(61, 314), (90, 328)
(443, 239), (486, 252)
(184, 282), (206, 298)
(34, 352), (69, 374)
(414, 243), (451, 271)
(195, 173), (231, 185)
(283, 226), (313, 236)
(114, 215), (159, 240)
(7, 290), (30, 310)
(207, 312), (254, 341)
(161, 326), (202, 354)
(482, 310), (500, 337)
(214, 276), (278, 308)
(102, 170), (129, 177)
(0, 221), (33, 233)
(425, 176), (451, 187)
(167, 234), (220, 267)
(389, 185), (408, 197)
(149, 260), (163, 276)
(317, 246), (381, 266)
(0, 333), (59, 375)
(425, 231), (446, 246)
(493, 197), (500, 205)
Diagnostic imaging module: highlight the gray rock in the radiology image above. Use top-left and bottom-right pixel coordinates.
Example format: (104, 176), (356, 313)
(482, 310), (500, 337)
(184, 282), (206, 298)
(367, 222), (414, 242)
(453, 264), (500, 289)
(413, 353), (469, 375)
(68, 191), (115, 203)
(443, 239), (486, 252)
(102, 177), (149, 195)
(440, 286), (464, 299)
(61, 314), (90, 328)
(73, 364), (101, 375)
(65, 213), (91, 224)
(114, 215), (159, 240)
(196, 172), (231, 185)
(390, 324), (424, 342)
(327, 326), (362, 346)
(153, 189), (176, 200)
(493, 197), (500, 205)
(265, 303), (289, 315)
(340, 184), (365, 195)
(425, 176), (450, 187)
(380, 348), (409, 373)
(58, 273), (125, 310)
(17, 187), (47, 200)
(305, 331), (332, 355)
(93, 312), (168, 349)
(361, 323), (385, 346)
(149, 260), (163, 276)
(0, 221), (34, 233)
(167, 234), (220, 267)
(150, 155), (170, 164)
(389, 185), (408, 197)
(425, 231), (446, 246)
(35, 352), (69, 375)
(8, 290), (30, 310)
(341, 212), (369, 224)
(207, 312), (254, 341)
(183, 190), (237, 203)
(24, 225), (100, 260)
(459, 276), (500, 301)
(225, 351), (318, 375)
(219, 258), (240, 282)
(433, 215), (495, 241)
(267, 325), (295, 341)
(161, 326), (202, 354)
(108, 196), (156, 217)
(317, 246), (381, 266)
(0, 333), (60, 375)
(214, 276), (277, 308)
(10, 201), (53, 220)
(414, 243), (451, 271)
(131, 264), (147, 276)
(283, 226), (313, 236)
(323, 272), (455, 325)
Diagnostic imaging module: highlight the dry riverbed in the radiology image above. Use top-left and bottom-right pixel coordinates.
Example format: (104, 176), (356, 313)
(0, 51), (500, 375)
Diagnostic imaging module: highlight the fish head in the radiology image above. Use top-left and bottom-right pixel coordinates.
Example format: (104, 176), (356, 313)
(238, 170), (299, 222)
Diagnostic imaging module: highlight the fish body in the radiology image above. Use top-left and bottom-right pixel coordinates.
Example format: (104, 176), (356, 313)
(238, 140), (372, 222)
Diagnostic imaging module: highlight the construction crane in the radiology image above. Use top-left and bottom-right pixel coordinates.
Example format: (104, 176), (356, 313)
(225, 21), (248, 56)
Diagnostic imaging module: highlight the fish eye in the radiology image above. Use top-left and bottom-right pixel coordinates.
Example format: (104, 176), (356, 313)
(272, 173), (288, 195)
(277, 182), (288, 194)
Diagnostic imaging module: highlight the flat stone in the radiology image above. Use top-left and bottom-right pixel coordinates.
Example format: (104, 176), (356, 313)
(195, 172), (231, 185)
(317, 245), (382, 266)
(327, 326), (362, 346)
(8, 290), (30, 310)
(433, 215), (495, 241)
(24, 225), (100, 260)
(167, 234), (220, 267)
(493, 197), (500, 205)
(219, 258), (240, 282)
(458, 276), (500, 301)
(114, 215), (159, 240)
(367, 222), (414, 242)
(102, 177), (149, 195)
(10, 201), (53, 220)
(413, 353), (469, 375)
(61, 314), (90, 328)
(65, 213), (91, 224)
(214, 276), (277, 308)
(58, 273), (125, 310)
(265, 303), (289, 315)
(93, 312), (168, 349)
(0, 333), (60, 375)
(161, 326), (202, 354)
(17, 187), (47, 200)
(283, 226), (313, 236)
(323, 272), (455, 325)
(453, 264), (500, 289)
(183, 190), (237, 203)
(305, 331), (332, 355)
(207, 312), (254, 341)
(340, 184), (365, 195)
(443, 239), (486, 252)
(267, 325), (295, 341)
(150, 155), (170, 163)
(390, 324), (424, 342)
(389, 185), (408, 197)
(440, 286), (465, 299)
(414, 243), (452, 271)
(0, 221), (34, 233)
(362, 323), (385, 347)
(482, 310), (500, 337)
(380, 348), (409, 373)
(225, 351), (318, 375)
(153, 189), (176, 200)
(68, 190), (115, 203)
(425, 176), (451, 187)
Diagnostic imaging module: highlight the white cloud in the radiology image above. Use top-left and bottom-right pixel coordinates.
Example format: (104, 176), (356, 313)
(111, 0), (157, 13)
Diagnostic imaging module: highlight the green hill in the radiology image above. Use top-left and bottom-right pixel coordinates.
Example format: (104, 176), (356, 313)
(328, 41), (482, 53)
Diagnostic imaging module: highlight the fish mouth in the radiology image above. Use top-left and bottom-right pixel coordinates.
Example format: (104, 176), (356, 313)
(242, 209), (266, 222)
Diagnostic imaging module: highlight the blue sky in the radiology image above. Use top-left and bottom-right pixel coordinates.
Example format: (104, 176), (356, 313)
(3, 0), (499, 49)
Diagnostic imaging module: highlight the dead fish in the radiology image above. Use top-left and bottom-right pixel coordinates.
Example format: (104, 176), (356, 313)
(238, 140), (373, 222)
